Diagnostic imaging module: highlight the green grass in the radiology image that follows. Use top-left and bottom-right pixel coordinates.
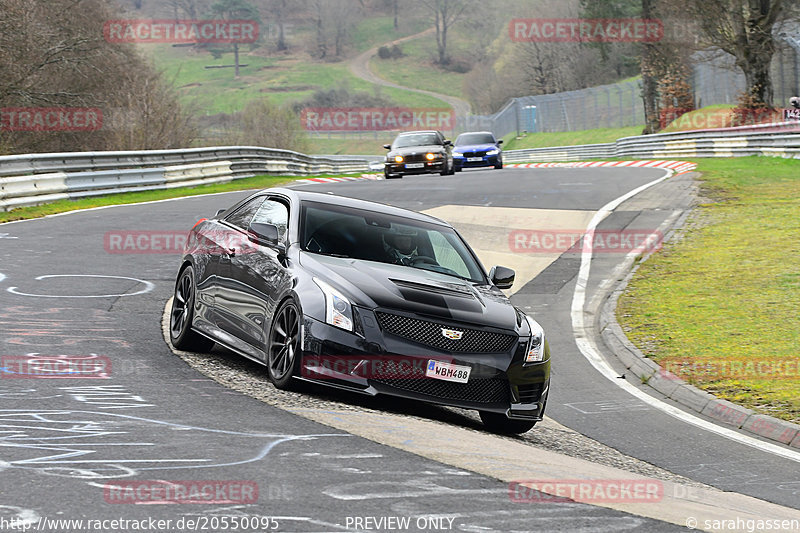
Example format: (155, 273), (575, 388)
(502, 126), (644, 150)
(148, 44), (448, 115)
(369, 33), (467, 100)
(617, 157), (800, 423)
(351, 16), (430, 52)
(0, 174), (316, 223)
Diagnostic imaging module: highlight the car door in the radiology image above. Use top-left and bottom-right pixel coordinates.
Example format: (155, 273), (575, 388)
(216, 196), (292, 360)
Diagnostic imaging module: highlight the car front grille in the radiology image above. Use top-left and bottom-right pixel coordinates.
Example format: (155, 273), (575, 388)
(461, 150), (488, 157)
(373, 374), (510, 404)
(375, 311), (516, 353)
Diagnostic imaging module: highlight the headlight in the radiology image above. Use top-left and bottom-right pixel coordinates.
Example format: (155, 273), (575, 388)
(453, 151), (463, 157)
(394, 155), (404, 163)
(313, 278), (353, 332)
(524, 315), (545, 363)
(425, 152), (436, 160)
(487, 149), (500, 155)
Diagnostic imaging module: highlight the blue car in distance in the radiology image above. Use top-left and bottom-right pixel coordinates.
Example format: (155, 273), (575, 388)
(453, 131), (503, 171)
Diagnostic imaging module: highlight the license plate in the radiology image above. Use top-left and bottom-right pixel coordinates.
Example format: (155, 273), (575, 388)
(405, 163), (424, 169)
(426, 360), (471, 383)
(467, 157), (483, 162)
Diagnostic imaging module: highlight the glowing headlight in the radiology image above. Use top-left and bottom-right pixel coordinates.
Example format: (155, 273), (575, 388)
(313, 278), (353, 332)
(394, 155), (404, 163)
(487, 149), (500, 155)
(524, 315), (546, 363)
(453, 151), (463, 157)
(425, 153), (436, 160)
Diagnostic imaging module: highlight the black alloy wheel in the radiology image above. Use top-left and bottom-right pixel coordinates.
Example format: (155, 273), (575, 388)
(170, 266), (215, 352)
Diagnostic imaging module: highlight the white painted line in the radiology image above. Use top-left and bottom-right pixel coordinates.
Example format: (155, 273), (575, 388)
(7, 274), (155, 298)
(570, 170), (800, 463)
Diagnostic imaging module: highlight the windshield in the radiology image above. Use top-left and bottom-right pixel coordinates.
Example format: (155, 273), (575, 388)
(456, 133), (496, 145)
(300, 202), (485, 283)
(392, 133), (441, 148)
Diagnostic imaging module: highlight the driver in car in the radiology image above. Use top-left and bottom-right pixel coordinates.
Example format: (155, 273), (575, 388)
(383, 228), (420, 266)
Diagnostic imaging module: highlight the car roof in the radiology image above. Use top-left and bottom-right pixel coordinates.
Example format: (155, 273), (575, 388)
(395, 130), (440, 136)
(264, 188), (451, 227)
(457, 131), (495, 137)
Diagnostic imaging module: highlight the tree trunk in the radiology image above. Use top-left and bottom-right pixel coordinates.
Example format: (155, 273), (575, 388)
(393, 0), (398, 30)
(234, 43), (240, 78)
(738, 41), (776, 106)
(640, 0), (659, 133)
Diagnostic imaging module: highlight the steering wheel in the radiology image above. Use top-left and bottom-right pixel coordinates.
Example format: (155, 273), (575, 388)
(411, 255), (438, 266)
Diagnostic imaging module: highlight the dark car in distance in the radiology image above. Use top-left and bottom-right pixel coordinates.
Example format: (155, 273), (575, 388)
(383, 130), (455, 179)
(169, 188), (550, 434)
(453, 131), (503, 171)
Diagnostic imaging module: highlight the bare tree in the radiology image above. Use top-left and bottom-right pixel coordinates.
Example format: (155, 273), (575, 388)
(310, 0), (360, 59)
(0, 0), (197, 153)
(419, 0), (471, 65)
(681, 0), (785, 106)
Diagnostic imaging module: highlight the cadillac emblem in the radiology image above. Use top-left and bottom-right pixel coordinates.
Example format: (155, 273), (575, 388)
(441, 328), (463, 340)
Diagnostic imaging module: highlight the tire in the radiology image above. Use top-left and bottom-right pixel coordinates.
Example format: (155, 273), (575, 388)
(479, 411), (536, 434)
(494, 160), (503, 170)
(455, 166), (462, 172)
(266, 299), (303, 390)
(170, 266), (215, 352)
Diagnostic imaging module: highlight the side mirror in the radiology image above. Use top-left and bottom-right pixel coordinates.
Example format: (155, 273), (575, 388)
(248, 222), (280, 247)
(489, 265), (515, 289)
(215, 208), (227, 217)
(444, 139), (452, 146)
(383, 144), (392, 150)
(497, 139), (503, 145)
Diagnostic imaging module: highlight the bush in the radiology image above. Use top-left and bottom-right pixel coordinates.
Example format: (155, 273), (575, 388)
(377, 45), (403, 59)
(224, 99), (309, 153)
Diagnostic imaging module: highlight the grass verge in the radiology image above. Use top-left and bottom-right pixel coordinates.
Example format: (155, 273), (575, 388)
(0, 174), (312, 224)
(502, 126), (644, 150)
(617, 157), (800, 424)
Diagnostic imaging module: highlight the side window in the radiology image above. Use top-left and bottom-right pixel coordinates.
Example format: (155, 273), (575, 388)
(224, 197), (265, 230)
(428, 231), (471, 279)
(251, 199), (289, 241)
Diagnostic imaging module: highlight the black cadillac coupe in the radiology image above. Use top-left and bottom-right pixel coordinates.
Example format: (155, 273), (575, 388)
(169, 188), (550, 434)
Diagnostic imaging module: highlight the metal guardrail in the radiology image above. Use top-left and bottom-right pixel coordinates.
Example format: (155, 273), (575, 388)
(504, 121), (800, 162)
(2, 122), (799, 212)
(0, 146), (370, 211)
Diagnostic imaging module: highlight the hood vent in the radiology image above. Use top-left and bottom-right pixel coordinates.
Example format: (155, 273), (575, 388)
(390, 278), (475, 299)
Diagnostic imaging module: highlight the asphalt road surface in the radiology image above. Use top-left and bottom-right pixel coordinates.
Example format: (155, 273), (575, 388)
(0, 166), (797, 533)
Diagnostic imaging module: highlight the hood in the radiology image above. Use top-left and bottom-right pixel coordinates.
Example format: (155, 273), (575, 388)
(387, 144), (447, 157)
(300, 252), (522, 333)
(454, 143), (500, 152)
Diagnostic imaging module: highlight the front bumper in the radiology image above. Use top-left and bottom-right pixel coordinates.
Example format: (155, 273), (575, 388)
(385, 160), (446, 175)
(300, 311), (549, 419)
(454, 154), (501, 169)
